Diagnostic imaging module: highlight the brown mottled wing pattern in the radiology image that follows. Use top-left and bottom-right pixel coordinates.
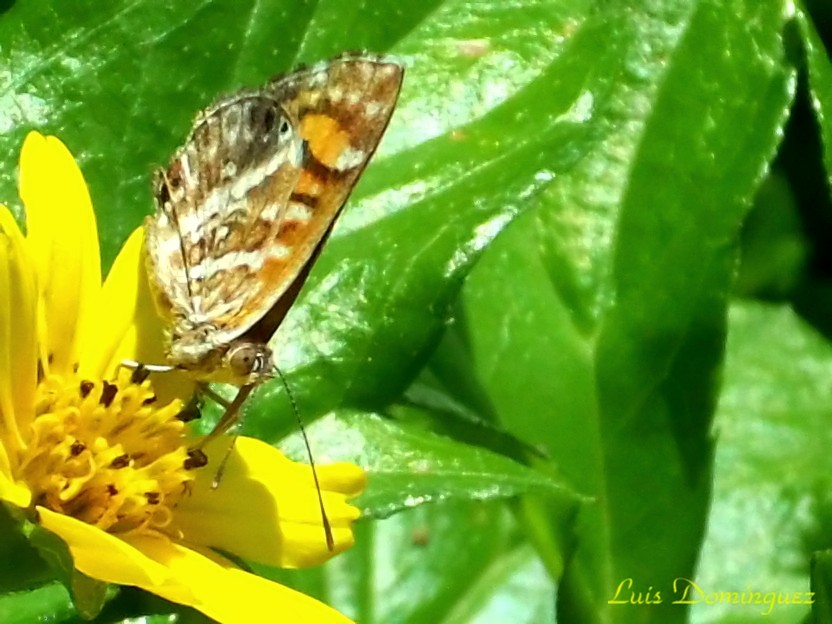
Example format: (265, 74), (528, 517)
(215, 53), (404, 344)
(146, 53), (403, 372)
(146, 92), (304, 343)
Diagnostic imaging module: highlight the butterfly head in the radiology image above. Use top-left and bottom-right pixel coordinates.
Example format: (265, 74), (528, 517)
(168, 329), (274, 386)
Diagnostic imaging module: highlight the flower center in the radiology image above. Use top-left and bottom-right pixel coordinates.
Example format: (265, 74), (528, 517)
(16, 370), (204, 534)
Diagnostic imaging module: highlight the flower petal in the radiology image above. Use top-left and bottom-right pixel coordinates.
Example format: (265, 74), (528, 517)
(0, 206), (37, 458)
(172, 436), (365, 569)
(125, 536), (354, 624)
(0, 471), (32, 508)
(39, 507), (351, 624)
(77, 226), (145, 379)
(20, 132), (101, 377)
(79, 225), (194, 403)
(37, 507), (189, 598)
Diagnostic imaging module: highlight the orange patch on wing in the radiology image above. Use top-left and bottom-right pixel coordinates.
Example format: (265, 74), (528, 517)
(300, 114), (351, 169)
(295, 169), (324, 197)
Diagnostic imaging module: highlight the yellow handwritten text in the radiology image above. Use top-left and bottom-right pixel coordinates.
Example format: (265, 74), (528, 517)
(607, 577), (814, 616)
(671, 578), (814, 616)
(608, 578), (662, 605)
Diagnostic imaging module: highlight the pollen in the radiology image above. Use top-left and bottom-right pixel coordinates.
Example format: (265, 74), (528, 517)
(16, 370), (202, 535)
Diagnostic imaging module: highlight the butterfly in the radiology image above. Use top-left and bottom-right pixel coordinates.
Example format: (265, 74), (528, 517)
(143, 52), (404, 438)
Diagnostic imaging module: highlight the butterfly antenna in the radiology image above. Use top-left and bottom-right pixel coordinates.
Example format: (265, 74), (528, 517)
(274, 366), (334, 551)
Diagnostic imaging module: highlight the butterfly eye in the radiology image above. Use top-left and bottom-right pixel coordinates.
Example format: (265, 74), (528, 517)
(153, 169), (173, 206)
(157, 179), (170, 205)
(262, 106), (276, 132)
(227, 342), (272, 380)
(261, 105), (292, 145)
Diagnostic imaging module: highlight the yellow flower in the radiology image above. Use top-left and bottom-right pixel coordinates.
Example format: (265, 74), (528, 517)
(0, 132), (365, 623)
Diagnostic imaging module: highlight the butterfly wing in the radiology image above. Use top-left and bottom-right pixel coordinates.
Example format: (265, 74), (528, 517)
(146, 53), (403, 373)
(146, 92), (303, 341)
(230, 53), (405, 344)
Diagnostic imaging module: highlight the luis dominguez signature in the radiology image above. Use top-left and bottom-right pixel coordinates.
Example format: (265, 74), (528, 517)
(608, 578), (814, 616)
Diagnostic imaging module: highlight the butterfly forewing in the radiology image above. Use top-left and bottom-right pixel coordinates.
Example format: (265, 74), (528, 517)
(145, 53), (404, 382)
(218, 56), (404, 343)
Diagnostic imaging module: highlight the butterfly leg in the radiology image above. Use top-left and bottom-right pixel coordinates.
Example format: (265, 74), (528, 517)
(210, 434), (239, 489)
(194, 382), (231, 409)
(119, 359), (176, 375)
(196, 384), (255, 446)
(117, 359), (177, 387)
(175, 393), (203, 423)
(187, 385), (255, 488)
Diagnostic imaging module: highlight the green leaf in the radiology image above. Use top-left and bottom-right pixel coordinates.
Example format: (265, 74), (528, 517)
(95, 588), (210, 623)
(797, 3), (832, 188)
(25, 520), (112, 620)
(0, 505), (50, 593)
(695, 302), (832, 624)
(261, 500), (558, 624)
(814, 551), (832, 624)
(280, 410), (579, 519)
(0, 582), (76, 624)
(452, 1), (796, 621)
(735, 173), (808, 298)
(0, 506), (111, 622)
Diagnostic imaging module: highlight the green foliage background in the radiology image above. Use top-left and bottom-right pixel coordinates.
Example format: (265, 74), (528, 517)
(0, 0), (831, 622)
